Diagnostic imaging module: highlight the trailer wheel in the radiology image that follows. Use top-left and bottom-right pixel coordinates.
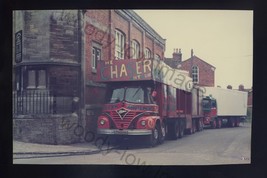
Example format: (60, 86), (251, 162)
(149, 124), (159, 147)
(228, 118), (235, 127)
(188, 120), (196, 134)
(197, 118), (204, 131)
(192, 119), (196, 133)
(211, 120), (216, 129)
(169, 120), (180, 140)
(216, 118), (222, 129)
(179, 120), (184, 138)
(158, 121), (166, 144)
(235, 118), (240, 127)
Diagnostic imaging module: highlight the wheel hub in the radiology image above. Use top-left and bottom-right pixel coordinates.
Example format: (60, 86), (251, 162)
(154, 129), (159, 139)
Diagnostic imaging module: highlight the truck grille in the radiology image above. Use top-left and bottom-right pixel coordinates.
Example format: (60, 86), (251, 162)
(110, 111), (136, 129)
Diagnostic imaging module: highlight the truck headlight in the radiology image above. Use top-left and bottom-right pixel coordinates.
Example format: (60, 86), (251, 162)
(100, 120), (105, 125)
(98, 116), (110, 128)
(141, 120), (146, 126)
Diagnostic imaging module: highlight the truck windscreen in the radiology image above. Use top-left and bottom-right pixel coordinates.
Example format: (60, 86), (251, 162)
(202, 99), (211, 109)
(106, 87), (148, 104)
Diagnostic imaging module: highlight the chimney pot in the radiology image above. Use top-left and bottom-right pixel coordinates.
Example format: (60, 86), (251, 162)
(172, 48), (182, 65)
(227, 85), (232, 89)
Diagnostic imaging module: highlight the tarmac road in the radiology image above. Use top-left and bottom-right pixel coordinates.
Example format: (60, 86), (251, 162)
(13, 122), (251, 165)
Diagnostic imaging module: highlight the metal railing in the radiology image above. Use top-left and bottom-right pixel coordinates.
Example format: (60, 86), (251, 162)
(13, 90), (74, 115)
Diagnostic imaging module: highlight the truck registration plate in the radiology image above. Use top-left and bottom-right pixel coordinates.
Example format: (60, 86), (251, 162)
(114, 130), (128, 135)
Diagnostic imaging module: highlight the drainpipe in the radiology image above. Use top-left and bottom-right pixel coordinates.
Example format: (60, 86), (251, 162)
(78, 9), (85, 130)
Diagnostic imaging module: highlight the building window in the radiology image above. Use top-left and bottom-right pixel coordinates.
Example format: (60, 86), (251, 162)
(115, 30), (125, 59)
(92, 46), (101, 72)
(155, 54), (161, 60)
(145, 48), (151, 59)
(192, 66), (199, 83)
(27, 69), (47, 89)
(131, 40), (140, 59)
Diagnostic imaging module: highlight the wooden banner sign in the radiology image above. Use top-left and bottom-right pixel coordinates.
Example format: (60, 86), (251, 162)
(95, 58), (193, 92)
(96, 59), (153, 81)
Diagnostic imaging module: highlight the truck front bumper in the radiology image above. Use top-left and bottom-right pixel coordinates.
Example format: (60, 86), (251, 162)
(97, 129), (152, 135)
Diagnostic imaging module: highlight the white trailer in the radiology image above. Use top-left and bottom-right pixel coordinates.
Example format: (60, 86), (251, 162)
(202, 87), (248, 128)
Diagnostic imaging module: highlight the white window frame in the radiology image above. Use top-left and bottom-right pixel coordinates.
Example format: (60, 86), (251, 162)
(91, 42), (102, 73)
(131, 40), (140, 59)
(145, 48), (151, 59)
(27, 69), (47, 89)
(115, 30), (125, 59)
(37, 70), (46, 89)
(192, 66), (199, 83)
(155, 54), (161, 60)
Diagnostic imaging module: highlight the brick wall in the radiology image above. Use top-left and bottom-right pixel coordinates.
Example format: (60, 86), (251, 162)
(181, 56), (215, 87)
(84, 10), (165, 64)
(154, 42), (164, 60)
(131, 24), (143, 57)
(145, 35), (153, 54)
(13, 114), (80, 144)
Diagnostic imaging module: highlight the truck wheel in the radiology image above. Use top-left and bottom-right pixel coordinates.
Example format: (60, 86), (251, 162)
(216, 118), (222, 129)
(158, 122), (166, 144)
(229, 118), (235, 127)
(179, 120), (184, 138)
(188, 120), (195, 134)
(149, 124), (159, 147)
(197, 118), (203, 131)
(211, 120), (216, 129)
(235, 118), (240, 127)
(192, 119), (196, 133)
(199, 119), (204, 131)
(169, 120), (180, 140)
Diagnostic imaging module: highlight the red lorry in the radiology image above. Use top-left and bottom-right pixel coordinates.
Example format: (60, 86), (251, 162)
(202, 87), (248, 129)
(94, 58), (205, 146)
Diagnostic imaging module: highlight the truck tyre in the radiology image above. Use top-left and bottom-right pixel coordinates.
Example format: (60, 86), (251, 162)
(149, 124), (159, 147)
(211, 120), (216, 129)
(235, 118), (240, 127)
(228, 118), (235, 127)
(197, 118), (204, 131)
(216, 118), (222, 129)
(169, 120), (180, 140)
(192, 119), (196, 133)
(158, 122), (166, 144)
(188, 120), (196, 135)
(179, 120), (184, 138)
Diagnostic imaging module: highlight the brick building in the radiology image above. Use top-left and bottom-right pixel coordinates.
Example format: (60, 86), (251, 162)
(164, 49), (216, 87)
(82, 10), (165, 133)
(12, 10), (166, 144)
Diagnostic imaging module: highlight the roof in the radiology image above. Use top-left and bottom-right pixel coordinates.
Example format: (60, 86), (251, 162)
(181, 55), (216, 69)
(116, 10), (166, 47)
(164, 58), (177, 68)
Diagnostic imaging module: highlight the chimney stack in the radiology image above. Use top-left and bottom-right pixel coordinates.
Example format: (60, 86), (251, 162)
(191, 49), (194, 57)
(239, 84), (244, 91)
(173, 48), (182, 65)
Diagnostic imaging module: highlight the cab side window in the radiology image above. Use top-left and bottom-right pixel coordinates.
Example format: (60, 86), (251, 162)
(211, 100), (217, 108)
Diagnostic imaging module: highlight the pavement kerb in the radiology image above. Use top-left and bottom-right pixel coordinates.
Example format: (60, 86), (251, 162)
(13, 140), (104, 154)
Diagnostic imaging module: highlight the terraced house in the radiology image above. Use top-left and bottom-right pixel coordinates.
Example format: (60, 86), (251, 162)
(12, 10), (166, 144)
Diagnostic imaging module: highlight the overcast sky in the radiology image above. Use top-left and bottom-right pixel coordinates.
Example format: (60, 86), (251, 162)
(134, 10), (253, 89)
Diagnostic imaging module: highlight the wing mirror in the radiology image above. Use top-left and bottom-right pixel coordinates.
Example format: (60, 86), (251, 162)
(152, 91), (157, 98)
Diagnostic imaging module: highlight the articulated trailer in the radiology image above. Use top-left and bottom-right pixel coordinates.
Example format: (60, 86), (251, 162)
(94, 58), (205, 146)
(202, 87), (248, 128)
